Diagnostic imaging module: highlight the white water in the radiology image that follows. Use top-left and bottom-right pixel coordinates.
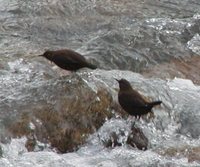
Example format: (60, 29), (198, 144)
(0, 115), (200, 167)
(0, 0), (200, 166)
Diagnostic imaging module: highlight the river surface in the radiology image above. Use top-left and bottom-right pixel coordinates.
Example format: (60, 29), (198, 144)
(0, 0), (200, 166)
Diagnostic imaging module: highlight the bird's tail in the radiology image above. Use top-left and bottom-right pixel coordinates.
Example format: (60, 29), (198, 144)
(147, 101), (162, 110)
(87, 63), (97, 69)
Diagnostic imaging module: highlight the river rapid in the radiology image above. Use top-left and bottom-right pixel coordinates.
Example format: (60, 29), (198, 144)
(0, 0), (200, 166)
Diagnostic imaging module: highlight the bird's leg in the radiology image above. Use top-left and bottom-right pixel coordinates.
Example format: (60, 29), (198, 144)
(126, 115), (136, 127)
(127, 115), (131, 122)
(130, 116), (138, 127)
(135, 115), (142, 125)
(132, 119), (136, 127)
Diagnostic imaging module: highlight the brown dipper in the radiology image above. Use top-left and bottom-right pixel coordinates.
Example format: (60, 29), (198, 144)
(39, 49), (97, 71)
(116, 78), (162, 119)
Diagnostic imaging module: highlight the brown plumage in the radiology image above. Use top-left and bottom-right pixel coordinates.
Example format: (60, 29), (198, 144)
(39, 49), (97, 71)
(116, 78), (162, 119)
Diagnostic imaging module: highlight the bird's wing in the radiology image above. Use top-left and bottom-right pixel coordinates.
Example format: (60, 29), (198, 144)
(51, 53), (79, 66)
(62, 50), (87, 63)
(119, 92), (146, 108)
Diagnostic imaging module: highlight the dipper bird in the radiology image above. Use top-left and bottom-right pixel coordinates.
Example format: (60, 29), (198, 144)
(116, 78), (162, 119)
(39, 49), (97, 71)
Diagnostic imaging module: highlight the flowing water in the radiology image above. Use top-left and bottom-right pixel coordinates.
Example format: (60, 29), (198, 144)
(0, 0), (200, 166)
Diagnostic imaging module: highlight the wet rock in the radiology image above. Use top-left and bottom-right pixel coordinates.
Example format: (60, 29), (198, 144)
(97, 119), (129, 148)
(83, 70), (200, 142)
(2, 69), (200, 153)
(156, 146), (190, 158)
(25, 134), (37, 152)
(7, 73), (114, 153)
(142, 56), (200, 84)
(102, 131), (124, 148)
(127, 126), (148, 150)
(156, 146), (200, 163)
(188, 147), (200, 163)
(96, 118), (148, 150)
(102, 122), (148, 150)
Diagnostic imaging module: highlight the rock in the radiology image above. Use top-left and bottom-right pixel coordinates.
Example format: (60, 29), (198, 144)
(156, 145), (200, 163)
(102, 125), (149, 150)
(7, 73), (114, 153)
(102, 131), (124, 148)
(188, 147), (200, 163)
(127, 126), (148, 150)
(97, 118), (148, 150)
(142, 56), (200, 85)
(2, 69), (200, 153)
(97, 119), (130, 148)
(25, 134), (37, 152)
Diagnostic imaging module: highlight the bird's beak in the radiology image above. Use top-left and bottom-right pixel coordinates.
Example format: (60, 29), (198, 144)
(38, 54), (43, 57)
